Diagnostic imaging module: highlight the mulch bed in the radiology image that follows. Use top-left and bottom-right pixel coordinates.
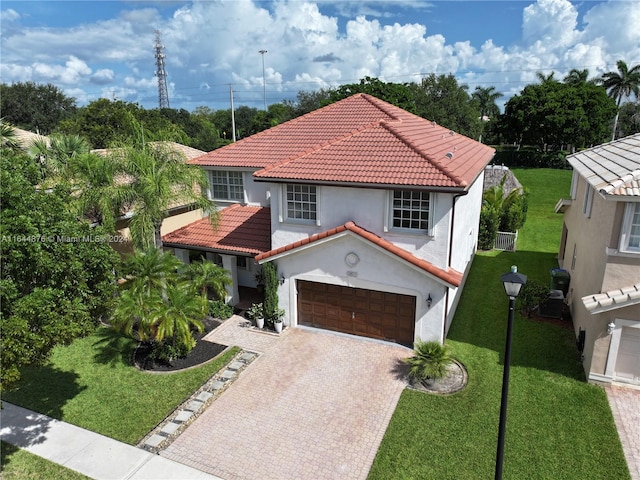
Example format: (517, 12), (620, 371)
(133, 317), (227, 372)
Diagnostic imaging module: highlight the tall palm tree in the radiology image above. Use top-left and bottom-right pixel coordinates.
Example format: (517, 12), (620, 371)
(536, 71), (557, 84)
(471, 86), (503, 142)
(117, 138), (214, 250)
(563, 69), (589, 84)
(181, 260), (231, 301)
(602, 60), (640, 140)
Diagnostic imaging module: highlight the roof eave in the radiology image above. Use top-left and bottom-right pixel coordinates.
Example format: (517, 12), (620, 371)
(252, 176), (470, 193)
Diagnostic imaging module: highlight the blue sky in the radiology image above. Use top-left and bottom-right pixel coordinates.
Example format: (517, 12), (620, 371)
(1, 0), (639, 112)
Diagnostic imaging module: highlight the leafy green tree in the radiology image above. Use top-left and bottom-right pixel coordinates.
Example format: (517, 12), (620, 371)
(283, 89), (332, 118)
(0, 82), (77, 135)
(1, 151), (119, 389)
(328, 77), (416, 113)
(616, 101), (640, 137)
(411, 74), (482, 139)
(602, 60), (640, 140)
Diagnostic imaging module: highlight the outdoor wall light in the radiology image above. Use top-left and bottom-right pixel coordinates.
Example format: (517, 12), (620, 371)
(426, 294), (432, 308)
(279, 273), (285, 285)
(607, 321), (616, 335)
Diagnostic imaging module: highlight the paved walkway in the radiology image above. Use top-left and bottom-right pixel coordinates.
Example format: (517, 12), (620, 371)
(606, 385), (640, 480)
(163, 320), (412, 480)
(0, 402), (221, 480)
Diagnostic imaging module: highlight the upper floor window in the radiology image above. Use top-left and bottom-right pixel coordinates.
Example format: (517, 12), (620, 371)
(210, 171), (243, 201)
(391, 190), (431, 233)
(285, 184), (317, 223)
(620, 202), (640, 253)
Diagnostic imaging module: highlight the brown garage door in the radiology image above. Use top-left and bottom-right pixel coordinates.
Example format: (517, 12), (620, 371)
(297, 280), (415, 345)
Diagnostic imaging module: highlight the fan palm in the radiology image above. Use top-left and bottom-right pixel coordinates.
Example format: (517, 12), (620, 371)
(602, 60), (640, 140)
(181, 260), (231, 301)
(0, 119), (21, 151)
(28, 133), (90, 179)
(404, 340), (453, 382)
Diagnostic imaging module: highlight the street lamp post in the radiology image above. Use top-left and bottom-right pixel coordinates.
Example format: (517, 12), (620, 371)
(258, 49), (267, 110)
(495, 265), (527, 480)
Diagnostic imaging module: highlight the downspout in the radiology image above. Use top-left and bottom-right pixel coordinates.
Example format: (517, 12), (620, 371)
(443, 192), (467, 341)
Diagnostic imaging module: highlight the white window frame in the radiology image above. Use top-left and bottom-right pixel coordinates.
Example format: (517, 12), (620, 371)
(570, 170), (579, 200)
(619, 202), (640, 253)
(209, 170), (244, 201)
(388, 190), (433, 235)
(583, 183), (594, 218)
(283, 184), (318, 225)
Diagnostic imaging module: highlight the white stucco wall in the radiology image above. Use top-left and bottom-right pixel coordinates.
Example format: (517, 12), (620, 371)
(267, 183), (453, 270)
(270, 232), (449, 344)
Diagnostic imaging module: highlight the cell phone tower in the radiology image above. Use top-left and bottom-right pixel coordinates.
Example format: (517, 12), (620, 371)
(154, 30), (170, 109)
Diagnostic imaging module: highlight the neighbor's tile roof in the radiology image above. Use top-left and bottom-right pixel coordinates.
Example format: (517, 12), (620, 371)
(567, 133), (640, 197)
(191, 94), (495, 190)
(582, 284), (640, 313)
(255, 221), (463, 287)
(13, 127), (49, 149)
(162, 204), (271, 255)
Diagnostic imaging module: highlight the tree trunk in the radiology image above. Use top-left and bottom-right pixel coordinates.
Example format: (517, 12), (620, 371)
(154, 225), (163, 250)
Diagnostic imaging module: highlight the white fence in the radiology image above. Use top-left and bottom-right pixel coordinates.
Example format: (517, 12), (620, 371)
(494, 231), (518, 252)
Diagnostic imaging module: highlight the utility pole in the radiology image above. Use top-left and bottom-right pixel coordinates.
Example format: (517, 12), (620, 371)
(259, 49), (267, 110)
(229, 84), (236, 142)
(155, 30), (170, 109)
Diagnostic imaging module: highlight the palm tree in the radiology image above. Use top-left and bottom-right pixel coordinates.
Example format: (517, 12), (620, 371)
(471, 86), (503, 142)
(602, 60), (640, 140)
(483, 175), (521, 215)
(181, 260), (231, 301)
(0, 119), (21, 151)
(153, 283), (206, 348)
(563, 69), (589, 84)
(68, 152), (132, 233)
(120, 248), (182, 296)
(28, 133), (91, 179)
(536, 71), (557, 84)
(403, 340), (453, 382)
(111, 286), (163, 342)
(117, 138), (214, 250)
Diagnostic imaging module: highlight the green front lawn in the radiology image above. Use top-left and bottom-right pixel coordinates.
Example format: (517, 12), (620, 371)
(369, 168), (630, 479)
(1, 441), (91, 480)
(2, 329), (239, 444)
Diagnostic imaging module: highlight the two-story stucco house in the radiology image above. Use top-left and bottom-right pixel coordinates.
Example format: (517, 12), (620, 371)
(162, 94), (495, 345)
(555, 133), (640, 386)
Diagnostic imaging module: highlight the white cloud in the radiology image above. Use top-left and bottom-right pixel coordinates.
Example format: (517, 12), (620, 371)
(1, 0), (638, 113)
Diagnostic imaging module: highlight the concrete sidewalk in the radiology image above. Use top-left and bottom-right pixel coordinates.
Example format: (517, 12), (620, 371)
(0, 402), (221, 480)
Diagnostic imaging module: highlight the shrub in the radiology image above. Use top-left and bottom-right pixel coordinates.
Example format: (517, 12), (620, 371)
(500, 191), (529, 232)
(404, 340), (453, 382)
(479, 208), (500, 250)
(208, 300), (234, 320)
(518, 279), (550, 317)
(149, 337), (195, 363)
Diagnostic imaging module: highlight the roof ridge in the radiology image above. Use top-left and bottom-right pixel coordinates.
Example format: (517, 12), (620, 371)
(379, 120), (466, 187)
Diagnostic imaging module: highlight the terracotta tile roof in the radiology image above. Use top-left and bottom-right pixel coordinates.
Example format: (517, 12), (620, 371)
(582, 284), (640, 313)
(567, 133), (640, 197)
(162, 205), (271, 255)
(191, 94), (495, 190)
(255, 221), (463, 287)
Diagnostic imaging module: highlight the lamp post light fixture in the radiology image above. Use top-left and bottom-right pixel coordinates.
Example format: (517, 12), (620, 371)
(495, 265), (527, 480)
(258, 49), (267, 110)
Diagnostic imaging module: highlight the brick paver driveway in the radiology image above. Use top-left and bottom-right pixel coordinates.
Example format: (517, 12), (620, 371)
(162, 319), (411, 480)
(606, 385), (640, 480)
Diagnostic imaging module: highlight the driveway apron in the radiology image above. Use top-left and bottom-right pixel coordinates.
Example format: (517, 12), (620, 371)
(162, 322), (411, 480)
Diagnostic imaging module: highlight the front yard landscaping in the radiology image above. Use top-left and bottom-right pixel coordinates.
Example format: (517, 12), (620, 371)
(2, 328), (239, 445)
(368, 168), (630, 480)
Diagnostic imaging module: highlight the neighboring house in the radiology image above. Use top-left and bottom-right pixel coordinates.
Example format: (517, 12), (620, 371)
(163, 94), (495, 345)
(13, 127), (50, 149)
(555, 133), (640, 386)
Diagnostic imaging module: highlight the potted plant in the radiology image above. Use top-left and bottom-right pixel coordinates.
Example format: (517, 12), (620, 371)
(272, 308), (285, 334)
(403, 339), (453, 386)
(247, 302), (265, 329)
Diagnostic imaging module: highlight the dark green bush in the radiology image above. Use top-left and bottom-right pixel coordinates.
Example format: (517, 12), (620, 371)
(208, 300), (233, 320)
(479, 208), (500, 250)
(518, 279), (550, 317)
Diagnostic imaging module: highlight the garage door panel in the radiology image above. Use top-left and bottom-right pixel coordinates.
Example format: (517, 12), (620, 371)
(298, 280), (415, 345)
(615, 327), (640, 383)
